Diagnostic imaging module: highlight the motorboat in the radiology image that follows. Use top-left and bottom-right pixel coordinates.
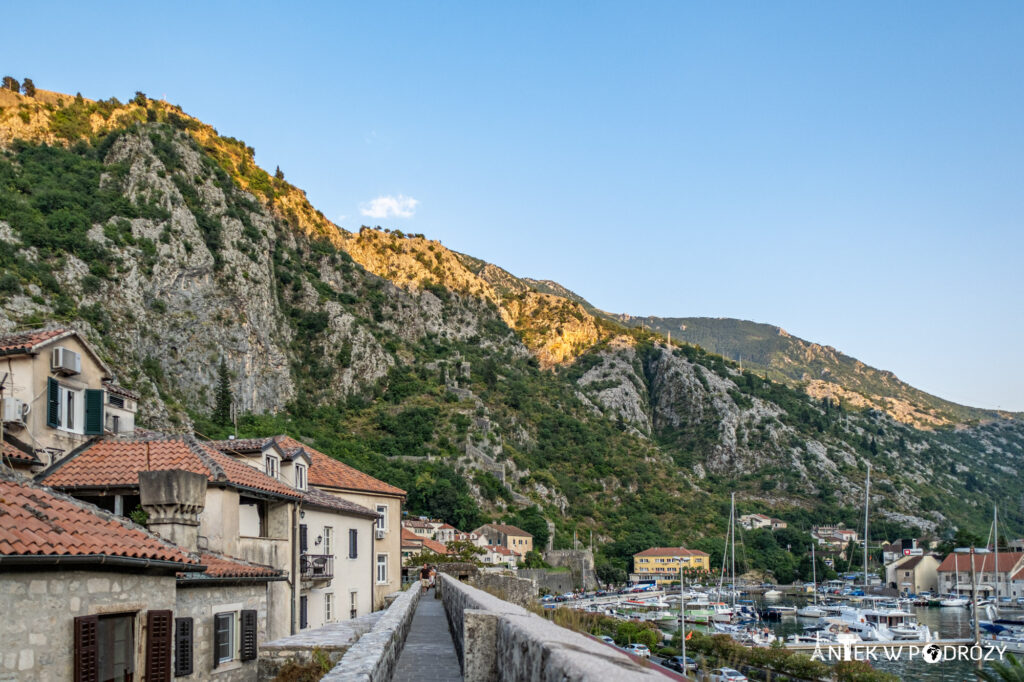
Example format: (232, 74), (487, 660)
(796, 604), (828, 618)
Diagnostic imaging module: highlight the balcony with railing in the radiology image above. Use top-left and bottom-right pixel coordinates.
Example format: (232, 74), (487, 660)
(301, 553), (334, 580)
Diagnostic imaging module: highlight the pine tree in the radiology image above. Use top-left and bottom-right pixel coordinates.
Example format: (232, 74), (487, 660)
(214, 358), (233, 426)
(20, 78), (35, 97)
(2, 76), (19, 92)
(274, 166), (285, 180)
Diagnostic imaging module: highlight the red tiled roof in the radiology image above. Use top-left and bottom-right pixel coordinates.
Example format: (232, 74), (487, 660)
(423, 538), (448, 555)
(486, 545), (520, 557)
(275, 436), (405, 497)
(302, 487), (378, 519)
(211, 435), (405, 497)
(1013, 568), (1024, 581)
(40, 437), (300, 499)
(633, 547), (710, 558)
(477, 523), (533, 538)
(0, 328), (69, 355)
(179, 553), (282, 580)
(2, 439), (38, 465)
(0, 474), (199, 567)
(402, 528), (422, 542)
(937, 552), (1024, 574)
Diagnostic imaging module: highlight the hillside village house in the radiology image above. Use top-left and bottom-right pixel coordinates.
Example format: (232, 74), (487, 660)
(0, 472), (283, 681)
(937, 552), (1024, 599)
(0, 328), (137, 469)
(739, 514), (787, 531)
(885, 554), (940, 594)
(212, 435), (406, 609)
(473, 523), (534, 554)
(811, 525), (858, 549)
(631, 547), (711, 585)
(881, 539), (928, 564)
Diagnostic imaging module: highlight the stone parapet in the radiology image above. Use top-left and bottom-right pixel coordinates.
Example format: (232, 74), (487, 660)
(321, 587), (421, 682)
(438, 574), (664, 682)
(257, 611), (382, 680)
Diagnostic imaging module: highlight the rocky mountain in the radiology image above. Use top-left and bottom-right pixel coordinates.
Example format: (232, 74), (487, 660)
(1, 85), (1021, 576)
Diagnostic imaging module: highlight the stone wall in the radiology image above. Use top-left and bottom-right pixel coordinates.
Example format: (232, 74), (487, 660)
(258, 611), (381, 681)
(0, 569), (176, 682)
(543, 549), (597, 590)
(469, 572), (535, 608)
(176, 581), (269, 681)
(516, 569), (576, 595)
(438, 574), (664, 682)
(320, 587), (421, 682)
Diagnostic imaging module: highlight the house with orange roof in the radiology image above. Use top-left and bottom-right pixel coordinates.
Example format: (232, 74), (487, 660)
(0, 472), (285, 680)
(0, 328), (138, 468)
(481, 544), (521, 569)
(211, 435), (406, 610)
(937, 551), (1024, 599)
(38, 435), (303, 641)
(631, 547), (711, 585)
(473, 523), (534, 554)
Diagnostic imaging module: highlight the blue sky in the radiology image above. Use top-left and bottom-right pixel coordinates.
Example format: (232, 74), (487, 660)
(4, 2), (1022, 410)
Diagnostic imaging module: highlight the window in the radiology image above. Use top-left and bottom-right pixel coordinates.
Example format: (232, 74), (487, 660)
(111, 414), (120, 434)
(350, 591), (358, 619)
(66, 390), (75, 430)
(295, 464), (307, 490)
(214, 613), (235, 665)
(109, 394), (125, 409)
(265, 455), (279, 478)
(376, 553), (388, 584)
(324, 526), (333, 556)
(300, 596), (308, 629)
(376, 504), (388, 531)
(300, 524), (308, 553)
(349, 529), (358, 559)
(324, 593), (334, 622)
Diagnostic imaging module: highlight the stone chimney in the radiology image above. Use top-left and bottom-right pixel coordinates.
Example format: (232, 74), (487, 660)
(139, 470), (207, 553)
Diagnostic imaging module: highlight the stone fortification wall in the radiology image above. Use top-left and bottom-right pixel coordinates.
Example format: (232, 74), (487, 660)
(516, 568), (576, 595)
(438, 574), (664, 682)
(469, 571), (535, 608)
(321, 587), (421, 682)
(544, 549), (598, 590)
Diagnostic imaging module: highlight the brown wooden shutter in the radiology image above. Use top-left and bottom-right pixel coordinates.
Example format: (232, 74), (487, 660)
(146, 610), (173, 682)
(73, 615), (99, 682)
(240, 610), (258, 661)
(174, 617), (193, 677)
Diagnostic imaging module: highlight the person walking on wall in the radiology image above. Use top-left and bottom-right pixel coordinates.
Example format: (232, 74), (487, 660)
(420, 564), (431, 594)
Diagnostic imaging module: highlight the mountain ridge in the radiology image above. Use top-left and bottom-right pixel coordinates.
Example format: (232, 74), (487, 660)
(1, 85), (1021, 568)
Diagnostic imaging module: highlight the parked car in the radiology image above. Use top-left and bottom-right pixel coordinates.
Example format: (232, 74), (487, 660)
(599, 635), (615, 645)
(595, 590), (608, 597)
(661, 655), (697, 672)
(705, 668), (747, 682)
(624, 643), (651, 658)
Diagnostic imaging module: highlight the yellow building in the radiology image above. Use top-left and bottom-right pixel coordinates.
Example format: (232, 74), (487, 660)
(632, 547), (710, 585)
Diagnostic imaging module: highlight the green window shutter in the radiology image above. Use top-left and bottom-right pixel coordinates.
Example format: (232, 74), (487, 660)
(47, 377), (60, 428)
(84, 389), (104, 435)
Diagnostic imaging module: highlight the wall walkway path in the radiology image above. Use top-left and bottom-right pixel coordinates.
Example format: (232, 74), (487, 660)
(392, 589), (462, 682)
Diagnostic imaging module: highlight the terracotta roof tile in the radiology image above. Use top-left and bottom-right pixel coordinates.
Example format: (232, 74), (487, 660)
(476, 523), (533, 538)
(423, 538), (448, 555)
(2, 438), (38, 465)
(39, 437), (300, 499)
(302, 487), (378, 518)
(213, 435), (405, 497)
(937, 552), (1024, 574)
(179, 553), (282, 580)
(486, 545), (519, 557)
(0, 474), (198, 566)
(633, 547), (709, 558)
(0, 328), (69, 355)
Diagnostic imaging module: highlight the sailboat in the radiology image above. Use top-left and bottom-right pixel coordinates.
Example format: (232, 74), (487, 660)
(940, 558), (969, 607)
(797, 543), (826, 618)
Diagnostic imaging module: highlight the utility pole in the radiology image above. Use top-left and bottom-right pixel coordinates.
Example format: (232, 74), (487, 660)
(863, 463), (871, 588)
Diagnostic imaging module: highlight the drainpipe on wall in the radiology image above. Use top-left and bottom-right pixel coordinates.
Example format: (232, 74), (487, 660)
(291, 501), (300, 635)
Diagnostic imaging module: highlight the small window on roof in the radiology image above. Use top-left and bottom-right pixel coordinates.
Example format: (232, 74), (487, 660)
(265, 455), (279, 479)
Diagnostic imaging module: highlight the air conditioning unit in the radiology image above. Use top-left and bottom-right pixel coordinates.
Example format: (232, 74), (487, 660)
(375, 529), (386, 540)
(1, 398), (28, 425)
(51, 347), (82, 375)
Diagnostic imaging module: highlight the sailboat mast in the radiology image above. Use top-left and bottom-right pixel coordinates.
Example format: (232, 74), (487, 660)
(863, 463), (871, 587)
(811, 542), (817, 605)
(730, 492), (736, 607)
(994, 505), (999, 599)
